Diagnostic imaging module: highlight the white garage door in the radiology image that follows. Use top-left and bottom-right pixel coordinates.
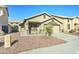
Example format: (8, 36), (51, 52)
(53, 26), (59, 33)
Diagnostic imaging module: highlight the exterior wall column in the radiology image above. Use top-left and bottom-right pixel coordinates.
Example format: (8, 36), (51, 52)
(63, 19), (68, 32)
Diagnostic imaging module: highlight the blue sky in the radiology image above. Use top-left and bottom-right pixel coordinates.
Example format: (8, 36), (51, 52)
(7, 5), (79, 21)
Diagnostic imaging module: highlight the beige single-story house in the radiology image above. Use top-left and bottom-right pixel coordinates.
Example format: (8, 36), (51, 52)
(0, 6), (9, 34)
(19, 13), (79, 34)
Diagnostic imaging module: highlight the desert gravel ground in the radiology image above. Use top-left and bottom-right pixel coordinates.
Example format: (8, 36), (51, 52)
(0, 32), (65, 54)
(71, 32), (79, 36)
(20, 33), (79, 54)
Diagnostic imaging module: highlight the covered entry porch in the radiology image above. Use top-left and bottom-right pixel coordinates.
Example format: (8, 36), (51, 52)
(28, 21), (41, 34)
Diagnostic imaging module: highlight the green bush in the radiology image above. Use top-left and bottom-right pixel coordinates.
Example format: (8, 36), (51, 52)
(77, 28), (79, 31)
(69, 29), (75, 33)
(45, 24), (53, 36)
(61, 29), (64, 32)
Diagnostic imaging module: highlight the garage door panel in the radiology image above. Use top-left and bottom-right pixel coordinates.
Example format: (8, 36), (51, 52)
(53, 26), (59, 33)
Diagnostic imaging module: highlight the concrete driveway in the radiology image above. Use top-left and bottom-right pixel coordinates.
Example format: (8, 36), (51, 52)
(19, 33), (79, 54)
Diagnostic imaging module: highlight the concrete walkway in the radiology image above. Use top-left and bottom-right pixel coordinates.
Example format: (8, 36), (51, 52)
(19, 33), (79, 54)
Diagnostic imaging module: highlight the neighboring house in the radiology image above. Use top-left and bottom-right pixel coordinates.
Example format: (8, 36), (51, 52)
(8, 21), (21, 32)
(19, 13), (79, 34)
(51, 15), (79, 32)
(0, 6), (9, 34)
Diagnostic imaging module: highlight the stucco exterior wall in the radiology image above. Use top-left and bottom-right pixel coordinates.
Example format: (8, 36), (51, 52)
(63, 19), (67, 32)
(0, 15), (8, 25)
(19, 13), (79, 33)
(0, 7), (8, 25)
(23, 14), (51, 33)
(53, 17), (64, 23)
(24, 21), (28, 31)
(0, 6), (9, 34)
(28, 14), (50, 22)
(69, 20), (73, 30)
(72, 17), (79, 31)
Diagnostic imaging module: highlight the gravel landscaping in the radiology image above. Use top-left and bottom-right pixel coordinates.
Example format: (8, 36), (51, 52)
(0, 32), (65, 54)
(73, 32), (79, 36)
(69, 32), (79, 36)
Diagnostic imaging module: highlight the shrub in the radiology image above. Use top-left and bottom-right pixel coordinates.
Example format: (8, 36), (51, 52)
(45, 24), (53, 36)
(69, 29), (75, 33)
(61, 29), (64, 32)
(77, 28), (79, 31)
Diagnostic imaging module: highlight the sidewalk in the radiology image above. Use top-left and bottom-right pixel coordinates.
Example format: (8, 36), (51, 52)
(19, 33), (79, 54)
